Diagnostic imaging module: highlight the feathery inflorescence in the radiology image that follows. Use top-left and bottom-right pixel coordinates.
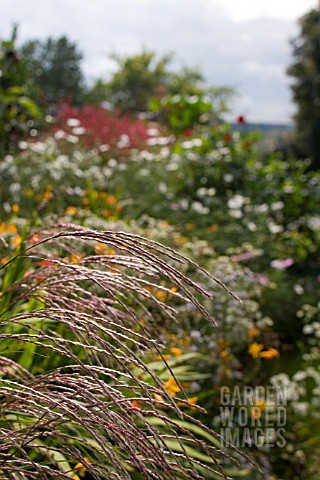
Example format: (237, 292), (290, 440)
(0, 225), (249, 479)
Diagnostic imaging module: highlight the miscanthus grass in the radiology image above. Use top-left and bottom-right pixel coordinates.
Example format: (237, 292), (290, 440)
(0, 225), (252, 479)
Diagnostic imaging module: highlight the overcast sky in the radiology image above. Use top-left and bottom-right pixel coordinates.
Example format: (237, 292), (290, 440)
(0, 0), (317, 123)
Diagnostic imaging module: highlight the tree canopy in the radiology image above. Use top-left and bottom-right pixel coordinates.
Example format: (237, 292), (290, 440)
(20, 36), (85, 106)
(87, 49), (233, 117)
(103, 50), (171, 113)
(287, 6), (320, 168)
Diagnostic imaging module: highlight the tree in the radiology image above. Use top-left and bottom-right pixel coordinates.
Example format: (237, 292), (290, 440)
(103, 50), (172, 113)
(287, 7), (320, 168)
(0, 27), (40, 155)
(91, 49), (233, 120)
(20, 36), (85, 106)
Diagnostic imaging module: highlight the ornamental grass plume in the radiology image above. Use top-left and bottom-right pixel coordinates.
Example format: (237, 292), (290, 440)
(0, 224), (250, 479)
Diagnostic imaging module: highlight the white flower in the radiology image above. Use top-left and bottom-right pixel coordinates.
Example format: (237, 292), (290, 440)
(117, 134), (130, 149)
(72, 127), (86, 135)
(66, 118), (80, 127)
(271, 201), (284, 211)
(54, 130), (66, 140)
(227, 194), (246, 209)
(147, 128), (160, 136)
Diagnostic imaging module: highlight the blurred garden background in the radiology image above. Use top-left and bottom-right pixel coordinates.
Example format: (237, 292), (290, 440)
(0, 1), (320, 479)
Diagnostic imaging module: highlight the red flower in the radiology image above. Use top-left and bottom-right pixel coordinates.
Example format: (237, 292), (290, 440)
(236, 115), (246, 125)
(183, 128), (193, 137)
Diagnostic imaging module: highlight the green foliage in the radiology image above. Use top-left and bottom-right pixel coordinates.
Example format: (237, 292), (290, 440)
(0, 28), (41, 155)
(287, 7), (320, 168)
(20, 35), (85, 106)
(83, 78), (110, 106)
(98, 49), (232, 117)
(104, 50), (171, 113)
(149, 94), (213, 134)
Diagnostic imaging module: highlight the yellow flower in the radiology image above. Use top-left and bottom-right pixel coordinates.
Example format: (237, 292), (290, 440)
(206, 223), (219, 233)
(254, 399), (266, 411)
(11, 204), (20, 214)
(248, 342), (264, 358)
(178, 235), (187, 245)
(105, 248), (116, 256)
(220, 350), (230, 361)
(186, 223), (195, 230)
(164, 377), (181, 396)
(217, 338), (230, 349)
(25, 188), (33, 197)
(73, 458), (89, 478)
(95, 243), (106, 254)
(66, 206), (77, 216)
(42, 190), (52, 200)
(11, 235), (21, 248)
(259, 348), (279, 359)
(68, 255), (82, 263)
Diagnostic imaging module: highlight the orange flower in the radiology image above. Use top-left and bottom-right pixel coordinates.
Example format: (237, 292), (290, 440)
(178, 396), (198, 409)
(102, 209), (112, 217)
(154, 354), (172, 361)
(131, 399), (143, 409)
(156, 290), (167, 303)
(39, 260), (54, 267)
(170, 347), (183, 357)
(259, 348), (279, 359)
(251, 399), (266, 419)
(248, 327), (260, 338)
(107, 196), (117, 205)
